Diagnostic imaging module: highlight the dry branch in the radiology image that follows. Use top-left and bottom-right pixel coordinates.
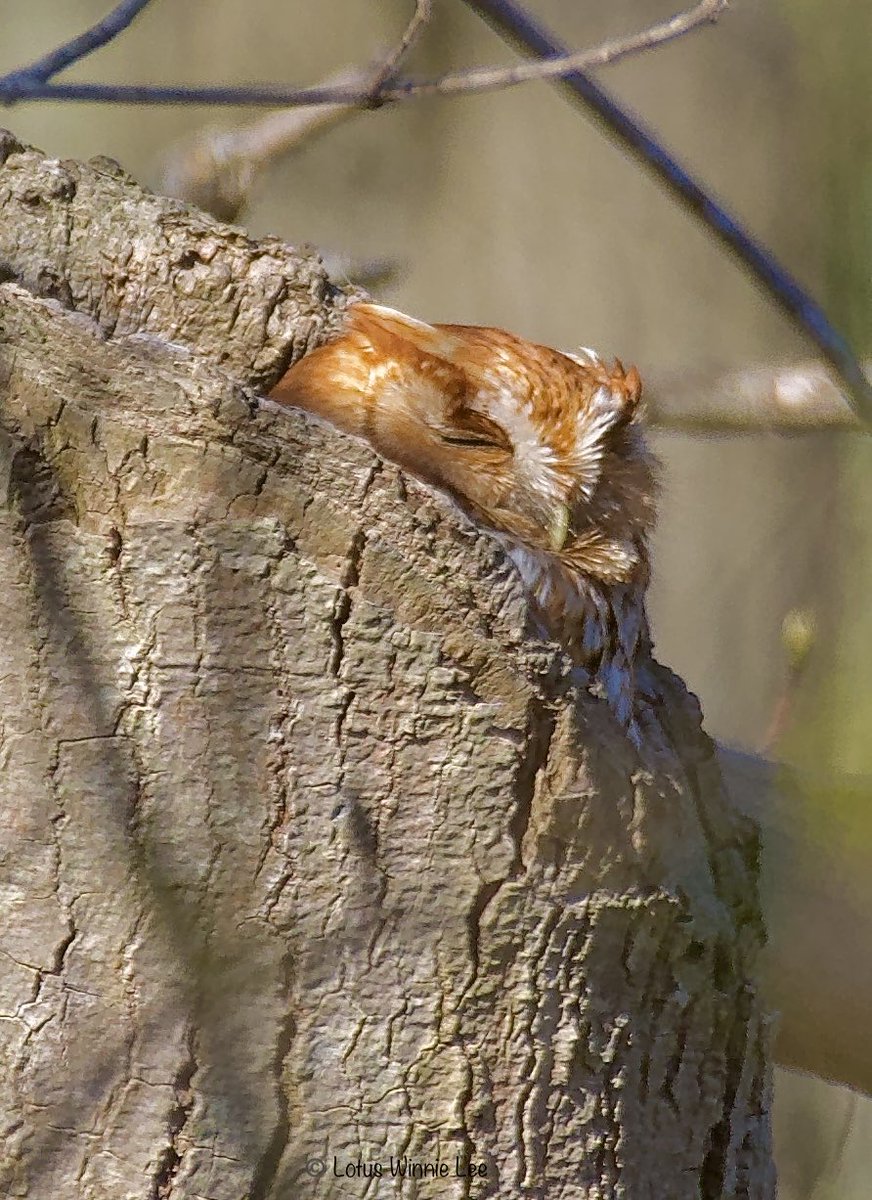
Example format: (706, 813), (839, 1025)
(465, 0), (872, 426)
(365, 0), (433, 99)
(159, 5), (433, 224)
(0, 0), (155, 89)
(3, 0), (869, 423)
(158, 66), (375, 224)
(0, 0), (725, 107)
(646, 361), (862, 432)
(393, 0), (726, 100)
(0, 132), (774, 1199)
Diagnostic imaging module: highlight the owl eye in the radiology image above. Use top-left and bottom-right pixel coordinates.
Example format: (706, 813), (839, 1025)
(438, 410), (512, 452)
(440, 432), (505, 449)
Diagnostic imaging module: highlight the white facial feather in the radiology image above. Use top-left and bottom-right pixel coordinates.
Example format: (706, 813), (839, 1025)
(477, 382), (567, 503)
(571, 385), (626, 500)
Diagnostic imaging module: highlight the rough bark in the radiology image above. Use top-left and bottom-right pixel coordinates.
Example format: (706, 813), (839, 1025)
(0, 134), (773, 1199)
(0, 128), (350, 392)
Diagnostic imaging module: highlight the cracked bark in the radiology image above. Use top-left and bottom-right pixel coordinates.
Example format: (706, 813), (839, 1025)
(0, 133), (774, 1199)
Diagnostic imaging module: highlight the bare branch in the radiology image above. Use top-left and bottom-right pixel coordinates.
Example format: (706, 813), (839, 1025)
(645, 360), (864, 432)
(158, 68), (372, 223)
(0, 0), (724, 107)
(0, 0), (154, 89)
(5, 0), (869, 429)
(159, 3), (433, 222)
(392, 0), (727, 99)
(366, 0), (433, 100)
(464, 0), (872, 428)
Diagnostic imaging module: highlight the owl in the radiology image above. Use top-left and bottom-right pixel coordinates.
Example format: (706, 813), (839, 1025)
(269, 303), (657, 742)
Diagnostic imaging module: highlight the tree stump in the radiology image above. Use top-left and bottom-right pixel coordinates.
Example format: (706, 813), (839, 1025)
(0, 133), (773, 1199)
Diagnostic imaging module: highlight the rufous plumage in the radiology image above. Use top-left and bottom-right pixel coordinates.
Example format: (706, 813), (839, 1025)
(269, 302), (656, 741)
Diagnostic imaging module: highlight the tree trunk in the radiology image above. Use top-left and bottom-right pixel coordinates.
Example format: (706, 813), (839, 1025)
(0, 132), (773, 1199)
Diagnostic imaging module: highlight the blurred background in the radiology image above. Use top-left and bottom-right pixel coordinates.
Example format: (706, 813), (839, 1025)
(3, 2), (871, 1194)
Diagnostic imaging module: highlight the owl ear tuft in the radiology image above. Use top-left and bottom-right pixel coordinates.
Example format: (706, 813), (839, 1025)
(623, 365), (642, 411)
(595, 363), (643, 440)
(607, 361), (642, 423)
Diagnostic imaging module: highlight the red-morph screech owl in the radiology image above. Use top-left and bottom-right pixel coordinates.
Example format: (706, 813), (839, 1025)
(269, 302), (657, 743)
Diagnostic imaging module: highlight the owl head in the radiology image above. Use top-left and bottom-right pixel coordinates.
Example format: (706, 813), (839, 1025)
(269, 303), (656, 588)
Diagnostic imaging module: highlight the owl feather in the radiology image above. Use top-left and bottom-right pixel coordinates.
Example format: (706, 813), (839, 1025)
(269, 303), (657, 743)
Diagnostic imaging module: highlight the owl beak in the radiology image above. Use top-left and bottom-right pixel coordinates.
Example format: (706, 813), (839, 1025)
(548, 503), (571, 552)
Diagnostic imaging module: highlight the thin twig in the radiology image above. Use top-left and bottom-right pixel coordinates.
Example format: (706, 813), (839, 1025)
(6, 1), (866, 429)
(366, 0), (433, 100)
(1, 0), (155, 87)
(207, 77), (362, 175)
(463, 0), (872, 427)
(391, 0), (725, 98)
(158, 67), (371, 222)
(158, 3), (434, 221)
(645, 360), (864, 432)
(0, 0), (723, 107)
